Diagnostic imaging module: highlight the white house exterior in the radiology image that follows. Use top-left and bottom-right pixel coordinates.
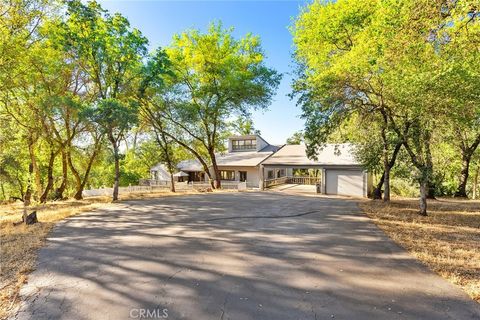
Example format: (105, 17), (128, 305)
(150, 163), (170, 181)
(149, 134), (372, 197)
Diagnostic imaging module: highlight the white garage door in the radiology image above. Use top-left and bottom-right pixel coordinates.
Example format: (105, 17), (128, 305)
(325, 170), (364, 197)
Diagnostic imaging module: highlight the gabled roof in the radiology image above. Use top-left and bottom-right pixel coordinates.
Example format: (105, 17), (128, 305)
(176, 144), (280, 170)
(177, 159), (204, 172)
(216, 144), (280, 167)
(262, 143), (360, 166)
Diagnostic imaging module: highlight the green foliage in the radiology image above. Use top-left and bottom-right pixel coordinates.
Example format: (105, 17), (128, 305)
(286, 131), (304, 145)
(90, 99), (139, 140)
(292, 0), (480, 202)
(230, 117), (260, 136)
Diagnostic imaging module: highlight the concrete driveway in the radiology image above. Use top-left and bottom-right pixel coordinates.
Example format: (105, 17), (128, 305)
(14, 192), (480, 320)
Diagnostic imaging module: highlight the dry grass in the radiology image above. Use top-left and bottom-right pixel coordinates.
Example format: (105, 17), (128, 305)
(0, 197), (114, 320)
(360, 198), (480, 303)
(0, 189), (230, 320)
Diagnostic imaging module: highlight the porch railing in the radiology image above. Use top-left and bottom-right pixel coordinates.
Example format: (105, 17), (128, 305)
(264, 176), (289, 188)
(264, 176), (321, 188)
(288, 176), (321, 185)
(135, 180), (254, 191)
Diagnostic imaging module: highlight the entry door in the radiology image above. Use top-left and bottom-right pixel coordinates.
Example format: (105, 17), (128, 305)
(326, 170), (364, 197)
(239, 171), (247, 182)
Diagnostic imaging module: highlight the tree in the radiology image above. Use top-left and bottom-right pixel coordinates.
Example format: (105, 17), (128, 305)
(379, 0), (479, 213)
(137, 49), (179, 192)
(0, 0), (54, 208)
(286, 131), (304, 145)
(291, 0), (403, 202)
(164, 22), (281, 188)
(231, 117), (260, 136)
(58, 0), (147, 200)
(90, 99), (138, 200)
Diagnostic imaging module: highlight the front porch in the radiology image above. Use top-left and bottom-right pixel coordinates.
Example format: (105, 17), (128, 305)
(263, 176), (321, 188)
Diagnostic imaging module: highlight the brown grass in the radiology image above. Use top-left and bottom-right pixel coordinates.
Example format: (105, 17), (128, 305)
(360, 198), (480, 303)
(0, 189), (230, 320)
(0, 197), (114, 320)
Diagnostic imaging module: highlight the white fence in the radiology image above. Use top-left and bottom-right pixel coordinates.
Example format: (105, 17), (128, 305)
(82, 181), (248, 198)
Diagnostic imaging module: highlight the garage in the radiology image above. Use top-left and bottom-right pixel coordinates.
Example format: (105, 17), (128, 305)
(325, 169), (365, 197)
(261, 144), (372, 197)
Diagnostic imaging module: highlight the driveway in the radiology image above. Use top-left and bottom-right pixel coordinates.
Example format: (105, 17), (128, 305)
(14, 192), (480, 320)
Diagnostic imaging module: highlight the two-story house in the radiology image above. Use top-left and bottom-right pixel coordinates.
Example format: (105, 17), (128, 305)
(150, 134), (371, 197)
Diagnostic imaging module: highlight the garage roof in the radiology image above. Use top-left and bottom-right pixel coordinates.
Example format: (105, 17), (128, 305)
(262, 143), (360, 166)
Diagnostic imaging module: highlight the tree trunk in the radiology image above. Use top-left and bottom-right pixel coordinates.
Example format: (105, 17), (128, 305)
(27, 136), (42, 200)
(170, 173), (176, 193)
(158, 129), (214, 185)
(380, 120), (391, 202)
(112, 142), (120, 201)
(40, 150), (56, 203)
(208, 148), (221, 189)
(70, 136), (102, 200)
(425, 135), (436, 200)
(15, 173), (25, 200)
(73, 143), (101, 200)
(454, 153), (471, 198)
(383, 165), (391, 202)
(372, 173), (384, 200)
(24, 162), (33, 209)
(0, 183), (5, 200)
(427, 181), (436, 199)
(455, 134), (480, 198)
(373, 141), (402, 200)
(67, 149), (83, 200)
(419, 178), (428, 216)
(473, 165), (478, 200)
(153, 129), (176, 193)
(54, 150), (68, 200)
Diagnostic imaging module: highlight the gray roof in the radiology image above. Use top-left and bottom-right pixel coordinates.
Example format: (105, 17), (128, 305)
(173, 171), (189, 177)
(216, 144), (279, 167)
(175, 143), (359, 170)
(177, 159), (203, 172)
(262, 143), (360, 166)
(176, 145), (280, 170)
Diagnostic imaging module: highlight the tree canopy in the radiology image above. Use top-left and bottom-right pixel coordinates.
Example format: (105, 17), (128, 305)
(292, 0), (480, 214)
(0, 1), (280, 202)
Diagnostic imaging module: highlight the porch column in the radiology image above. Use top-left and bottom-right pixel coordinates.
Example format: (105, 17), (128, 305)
(321, 168), (326, 194)
(259, 165), (265, 190)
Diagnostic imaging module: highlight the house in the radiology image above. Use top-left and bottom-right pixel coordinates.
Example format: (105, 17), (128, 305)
(149, 134), (372, 197)
(150, 163), (170, 181)
(262, 144), (371, 197)
(173, 135), (280, 188)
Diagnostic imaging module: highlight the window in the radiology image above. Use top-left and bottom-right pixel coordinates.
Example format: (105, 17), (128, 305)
(267, 170), (274, 179)
(239, 171), (247, 182)
(232, 139), (256, 151)
(276, 169), (285, 178)
(220, 170), (235, 181)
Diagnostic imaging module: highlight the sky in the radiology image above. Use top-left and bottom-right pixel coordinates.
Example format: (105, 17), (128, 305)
(98, 0), (309, 145)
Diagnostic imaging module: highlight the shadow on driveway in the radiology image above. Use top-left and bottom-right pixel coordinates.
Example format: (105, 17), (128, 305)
(14, 192), (480, 320)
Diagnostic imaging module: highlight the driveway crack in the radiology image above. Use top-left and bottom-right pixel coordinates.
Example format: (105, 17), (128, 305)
(205, 210), (320, 222)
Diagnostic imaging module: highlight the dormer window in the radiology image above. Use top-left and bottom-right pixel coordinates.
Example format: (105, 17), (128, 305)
(232, 139), (256, 151)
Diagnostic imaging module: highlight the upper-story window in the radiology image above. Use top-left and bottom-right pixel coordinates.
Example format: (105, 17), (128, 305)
(232, 139), (256, 151)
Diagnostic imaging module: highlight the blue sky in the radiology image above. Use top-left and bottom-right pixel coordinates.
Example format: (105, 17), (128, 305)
(98, 0), (308, 145)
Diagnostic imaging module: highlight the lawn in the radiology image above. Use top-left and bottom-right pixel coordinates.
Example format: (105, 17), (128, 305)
(360, 198), (480, 303)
